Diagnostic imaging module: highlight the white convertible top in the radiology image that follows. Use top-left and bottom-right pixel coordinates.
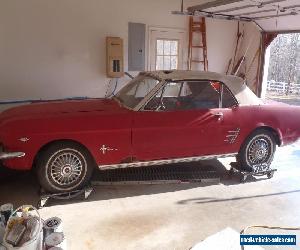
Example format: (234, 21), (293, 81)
(141, 70), (262, 106)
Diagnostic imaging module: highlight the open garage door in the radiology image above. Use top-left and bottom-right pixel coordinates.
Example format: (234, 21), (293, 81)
(184, 0), (300, 31)
(262, 32), (300, 105)
(174, 0), (300, 96)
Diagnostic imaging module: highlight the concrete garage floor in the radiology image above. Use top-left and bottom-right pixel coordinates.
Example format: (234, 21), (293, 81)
(1, 141), (300, 250)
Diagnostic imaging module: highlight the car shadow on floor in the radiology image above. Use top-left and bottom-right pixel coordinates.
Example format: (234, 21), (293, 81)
(0, 159), (276, 208)
(0, 170), (39, 207)
(175, 189), (300, 205)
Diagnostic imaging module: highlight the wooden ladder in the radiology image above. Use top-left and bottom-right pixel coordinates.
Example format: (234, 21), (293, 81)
(188, 16), (208, 71)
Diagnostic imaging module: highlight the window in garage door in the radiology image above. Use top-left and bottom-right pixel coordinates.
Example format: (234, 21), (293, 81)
(149, 27), (186, 71)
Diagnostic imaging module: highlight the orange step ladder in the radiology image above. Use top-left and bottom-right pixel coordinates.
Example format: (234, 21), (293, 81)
(188, 16), (208, 71)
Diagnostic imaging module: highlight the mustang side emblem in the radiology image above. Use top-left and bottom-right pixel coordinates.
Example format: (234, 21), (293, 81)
(19, 137), (30, 143)
(100, 145), (118, 154)
(224, 128), (240, 144)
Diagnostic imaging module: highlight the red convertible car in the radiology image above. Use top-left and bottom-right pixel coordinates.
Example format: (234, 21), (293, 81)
(0, 70), (300, 192)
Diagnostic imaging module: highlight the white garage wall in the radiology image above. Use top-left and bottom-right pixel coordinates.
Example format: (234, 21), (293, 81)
(0, 0), (237, 104)
(205, 18), (238, 73)
(0, 0), (186, 101)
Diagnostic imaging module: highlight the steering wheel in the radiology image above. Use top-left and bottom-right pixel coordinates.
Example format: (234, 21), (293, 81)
(156, 99), (166, 111)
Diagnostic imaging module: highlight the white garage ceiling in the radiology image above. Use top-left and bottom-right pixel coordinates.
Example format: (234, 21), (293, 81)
(183, 0), (300, 31)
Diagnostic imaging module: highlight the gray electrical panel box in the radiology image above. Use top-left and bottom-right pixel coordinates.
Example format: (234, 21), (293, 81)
(128, 22), (146, 71)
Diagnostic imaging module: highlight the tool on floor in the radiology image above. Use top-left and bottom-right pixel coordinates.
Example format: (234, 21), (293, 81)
(229, 162), (277, 183)
(43, 217), (63, 239)
(45, 232), (66, 250)
(38, 185), (94, 208)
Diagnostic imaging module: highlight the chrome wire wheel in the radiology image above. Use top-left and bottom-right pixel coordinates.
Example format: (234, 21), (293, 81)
(47, 148), (87, 190)
(245, 134), (274, 172)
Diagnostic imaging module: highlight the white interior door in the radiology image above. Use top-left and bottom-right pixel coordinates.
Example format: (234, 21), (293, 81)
(149, 27), (187, 71)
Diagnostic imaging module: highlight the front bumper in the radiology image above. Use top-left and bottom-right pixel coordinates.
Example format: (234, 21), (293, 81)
(0, 151), (25, 160)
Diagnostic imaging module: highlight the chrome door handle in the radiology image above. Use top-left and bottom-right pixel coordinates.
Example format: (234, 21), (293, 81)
(214, 112), (224, 121)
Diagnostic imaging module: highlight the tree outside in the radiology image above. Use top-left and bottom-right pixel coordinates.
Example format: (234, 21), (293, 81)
(266, 33), (300, 105)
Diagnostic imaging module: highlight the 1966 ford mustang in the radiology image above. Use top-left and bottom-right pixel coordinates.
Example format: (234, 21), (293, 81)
(0, 70), (300, 192)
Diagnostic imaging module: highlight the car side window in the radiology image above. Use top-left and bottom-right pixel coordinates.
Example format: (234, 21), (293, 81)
(144, 80), (221, 111)
(222, 85), (237, 108)
(144, 82), (181, 111)
(183, 81), (220, 110)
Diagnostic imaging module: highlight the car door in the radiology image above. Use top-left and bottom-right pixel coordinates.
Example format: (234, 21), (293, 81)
(132, 80), (241, 161)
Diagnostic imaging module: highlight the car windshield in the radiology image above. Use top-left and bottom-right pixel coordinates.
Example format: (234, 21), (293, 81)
(115, 75), (160, 109)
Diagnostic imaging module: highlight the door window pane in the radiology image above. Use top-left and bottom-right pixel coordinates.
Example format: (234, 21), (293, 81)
(163, 56), (171, 70)
(171, 56), (178, 69)
(184, 81), (220, 109)
(156, 39), (179, 70)
(157, 40), (164, 55)
(144, 81), (222, 111)
(164, 82), (181, 97)
(156, 56), (164, 70)
(145, 81), (222, 111)
(170, 41), (178, 55)
(222, 85), (237, 108)
(164, 41), (171, 55)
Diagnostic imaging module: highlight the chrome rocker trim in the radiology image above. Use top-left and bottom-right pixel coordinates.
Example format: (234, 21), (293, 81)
(0, 151), (25, 160)
(99, 153), (237, 170)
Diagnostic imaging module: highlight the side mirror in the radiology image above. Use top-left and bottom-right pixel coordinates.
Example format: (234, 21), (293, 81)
(231, 104), (238, 110)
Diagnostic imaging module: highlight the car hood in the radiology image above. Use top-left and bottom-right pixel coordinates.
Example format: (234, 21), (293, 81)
(0, 98), (126, 122)
(261, 99), (290, 106)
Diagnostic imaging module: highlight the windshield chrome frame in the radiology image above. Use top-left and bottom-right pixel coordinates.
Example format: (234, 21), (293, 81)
(133, 79), (165, 111)
(113, 72), (165, 111)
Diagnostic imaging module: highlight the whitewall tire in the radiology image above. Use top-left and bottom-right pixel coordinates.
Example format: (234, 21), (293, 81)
(36, 141), (94, 193)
